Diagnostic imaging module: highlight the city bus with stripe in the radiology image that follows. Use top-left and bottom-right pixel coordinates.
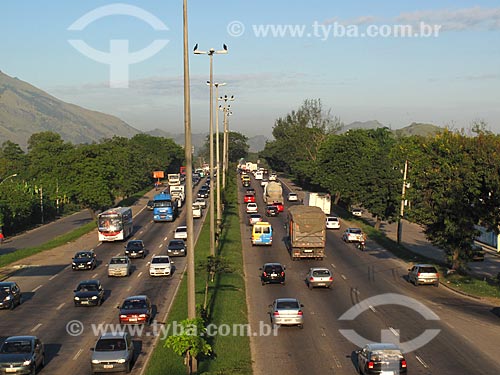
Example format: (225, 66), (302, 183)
(97, 207), (133, 242)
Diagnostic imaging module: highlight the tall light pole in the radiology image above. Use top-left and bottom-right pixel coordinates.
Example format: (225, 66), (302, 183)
(397, 159), (409, 244)
(184, 1), (196, 372)
(219, 95), (234, 188)
(194, 43), (227, 256)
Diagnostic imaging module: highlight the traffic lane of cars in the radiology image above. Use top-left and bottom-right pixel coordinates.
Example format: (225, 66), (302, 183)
(325, 221), (500, 374)
(244, 176), (500, 374)
(0, 192), (203, 375)
(240, 180), (357, 374)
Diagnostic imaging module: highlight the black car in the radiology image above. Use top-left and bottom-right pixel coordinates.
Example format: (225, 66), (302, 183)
(0, 336), (45, 374)
(146, 200), (155, 210)
(265, 205), (279, 217)
(242, 180), (250, 187)
(198, 187), (209, 198)
(0, 281), (22, 310)
(124, 240), (146, 259)
(357, 343), (407, 374)
(167, 239), (187, 257)
(72, 250), (97, 270)
(118, 295), (152, 324)
(73, 279), (105, 306)
(260, 263), (286, 285)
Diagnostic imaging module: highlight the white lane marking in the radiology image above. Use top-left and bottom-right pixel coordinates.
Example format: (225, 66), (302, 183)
(332, 355), (342, 368)
(32, 285), (43, 292)
(158, 244), (163, 249)
(56, 303), (65, 310)
(49, 274), (58, 281)
(340, 274), (346, 280)
(115, 252), (120, 256)
(369, 305), (376, 313)
(95, 243), (102, 248)
(415, 355), (429, 368)
(64, 265), (72, 270)
(163, 236), (168, 242)
(388, 327), (400, 337)
(137, 272), (143, 278)
(127, 286), (132, 291)
(92, 273), (98, 278)
(138, 230), (144, 235)
(31, 323), (42, 332)
(73, 349), (83, 361)
(330, 263), (336, 269)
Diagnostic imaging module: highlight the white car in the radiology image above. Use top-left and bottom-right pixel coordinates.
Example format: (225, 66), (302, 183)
(326, 216), (340, 229)
(342, 227), (364, 243)
(269, 174), (277, 181)
(149, 255), (172, 276)
(287, 192), (298, 202)
(352, 208), (363, 217)
(246, 203), (258, 214)
(194, 197), (206, 209)
(174, 226), (188, 240)
(260, 179), (268, 187)
(192, 205), (202, 219)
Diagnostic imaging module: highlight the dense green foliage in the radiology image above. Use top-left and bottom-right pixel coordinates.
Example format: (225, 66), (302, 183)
(262, 100), (500, 269)
(0, 132), (184, 234)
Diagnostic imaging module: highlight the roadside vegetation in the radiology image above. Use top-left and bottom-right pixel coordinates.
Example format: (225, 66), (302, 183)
(145, 168), (252, 374)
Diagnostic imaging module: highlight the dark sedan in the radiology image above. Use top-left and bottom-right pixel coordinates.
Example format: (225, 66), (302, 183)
(73, 279), (105, 306)
(260, 263), (286, 285)
(0, 336), (45, 375)
(265, 205), (279, 217)
(124, 240), (146, 259)
(71, 250), (97, 270)
(0, 281), (22, 310)
(167, 239), (187, 257)
(118, 295), (152, 325)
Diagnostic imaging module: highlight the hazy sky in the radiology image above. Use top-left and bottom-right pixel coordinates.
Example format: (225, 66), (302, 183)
(2, 1), (500, 138)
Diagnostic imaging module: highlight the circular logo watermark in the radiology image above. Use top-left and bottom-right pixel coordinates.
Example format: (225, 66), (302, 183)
(227, 21), (245, 37)
(66, 320), (84, 336)
(338, 293), (441, 353)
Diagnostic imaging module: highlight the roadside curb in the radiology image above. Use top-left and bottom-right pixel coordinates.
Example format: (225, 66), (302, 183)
(439, 280), (483, 300)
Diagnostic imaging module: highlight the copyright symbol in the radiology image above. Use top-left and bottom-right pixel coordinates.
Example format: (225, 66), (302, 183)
(66, 320), (84, 336)
(227, 21), (245, 37)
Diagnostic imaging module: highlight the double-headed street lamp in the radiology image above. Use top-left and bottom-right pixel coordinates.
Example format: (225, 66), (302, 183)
(194, 44), (227, 256)
(219, 95), (234, 188)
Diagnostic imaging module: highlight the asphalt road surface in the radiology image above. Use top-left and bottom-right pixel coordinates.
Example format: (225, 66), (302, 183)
(242, 176), (500, 375)
(0, 185), (207, 375)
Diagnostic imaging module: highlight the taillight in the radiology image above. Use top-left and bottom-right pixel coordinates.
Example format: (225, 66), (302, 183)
(417, 272), (421, 276)
(263, 272), (267, 277)
(436, 273), (439, 278)
(329, 276), (333, 281)
(139, 314), (147, 318)
(281, 272), (285, 276)
(120, 315), (127, 318)
(309, 277), (314, 281)
(368, 361), (374, 369)
(401, 359), (407, 368)
(297, 310), (303, 316)
(273, 311), (280, 316)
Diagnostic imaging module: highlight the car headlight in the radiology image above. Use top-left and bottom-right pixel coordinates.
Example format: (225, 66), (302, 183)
(5, 295), (12, 301)
(87, 261), (92, 265)
(117, 359), (126, 363)
(91, 296), (98, 299)
(74, 296), (80, 300)
(23, 359), (32, 366)
(72, 262), (76, 265)
(91, 359), (100, 364)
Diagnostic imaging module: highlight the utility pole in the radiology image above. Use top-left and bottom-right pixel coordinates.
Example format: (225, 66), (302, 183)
(397, 159), (408, 244)
(219, 95), (234, 189)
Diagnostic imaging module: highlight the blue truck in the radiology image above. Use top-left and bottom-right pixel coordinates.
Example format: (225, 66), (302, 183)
(153, 192), (178, 222)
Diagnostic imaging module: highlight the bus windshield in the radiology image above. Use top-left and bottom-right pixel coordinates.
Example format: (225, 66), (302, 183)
(98, 215), (123, 230)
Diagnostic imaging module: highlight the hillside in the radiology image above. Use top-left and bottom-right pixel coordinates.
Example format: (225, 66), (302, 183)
(0, 71), (140, 149)
(393, 122), (443, 137)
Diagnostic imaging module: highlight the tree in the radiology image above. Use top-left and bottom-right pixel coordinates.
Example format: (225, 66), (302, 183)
(199, 255), (233, 315)
(165, 318), (212, 374)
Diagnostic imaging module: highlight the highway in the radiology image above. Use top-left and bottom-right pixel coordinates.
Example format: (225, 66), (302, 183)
(242, 176), (500, 375)
(0, 187), (205, 375)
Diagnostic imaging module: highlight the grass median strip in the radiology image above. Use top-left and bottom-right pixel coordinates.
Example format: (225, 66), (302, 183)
(145, 175), (251, 374)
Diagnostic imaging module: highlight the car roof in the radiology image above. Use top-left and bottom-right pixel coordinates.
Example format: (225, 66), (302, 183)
(309, 267), (331, 272)
(263, 262), (283, 267)
(176, 226), (187, 230)
(77, 279), (100, 285)
(250, 213), (262, 217)
(152, 255), (170, 259)
(123, 295), (148, 301)
(128, 239), (143, 243)
(0, 281), (17, 287)
(365, 343), (402, 351)
(112, 256), (128, 259)
(327, 216), (339, 219)
(288, 192), (297, 195)
(4, 336), (37, 342)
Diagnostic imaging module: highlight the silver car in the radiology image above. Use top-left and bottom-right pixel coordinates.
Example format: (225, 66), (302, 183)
(306, 267), (333, 289)
(408, 264), (439, 287)
(269, 298), (304, 328)
(91, 332), (134, 374)
(107, 256), (131, 277)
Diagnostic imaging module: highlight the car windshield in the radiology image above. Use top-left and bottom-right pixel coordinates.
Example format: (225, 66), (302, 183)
(350, 228), (362, 234)
(327, 218), (338, 222)
(110, 258), (127, 264)
(169, 241), (185, 248)
(265, 266), (283, 273)
(77, 283), (98, 292)
(370, 350), (403, 361)
(420, 267), (437, 273)
(1, 341), (32, 354)
(312, 269), (331, 277)
(127, 242), (143, 250)
(95, 338), (126, 351)
(1, 286), (11, 293)
(152, 257), (169, 264)
(75, 252), (91, 259)
(122, 300), (147, 309)
(276, 300), (299, 309)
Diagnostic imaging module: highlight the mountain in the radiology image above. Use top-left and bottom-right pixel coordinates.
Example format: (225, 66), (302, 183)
(0, 71), (140, 149)
(247, 135), (268, 153)
(342, 120), (385, 133)
(393, 122), (443, 137)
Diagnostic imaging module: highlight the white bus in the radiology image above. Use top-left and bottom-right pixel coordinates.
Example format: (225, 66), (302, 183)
(97, 207), (133, 242)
